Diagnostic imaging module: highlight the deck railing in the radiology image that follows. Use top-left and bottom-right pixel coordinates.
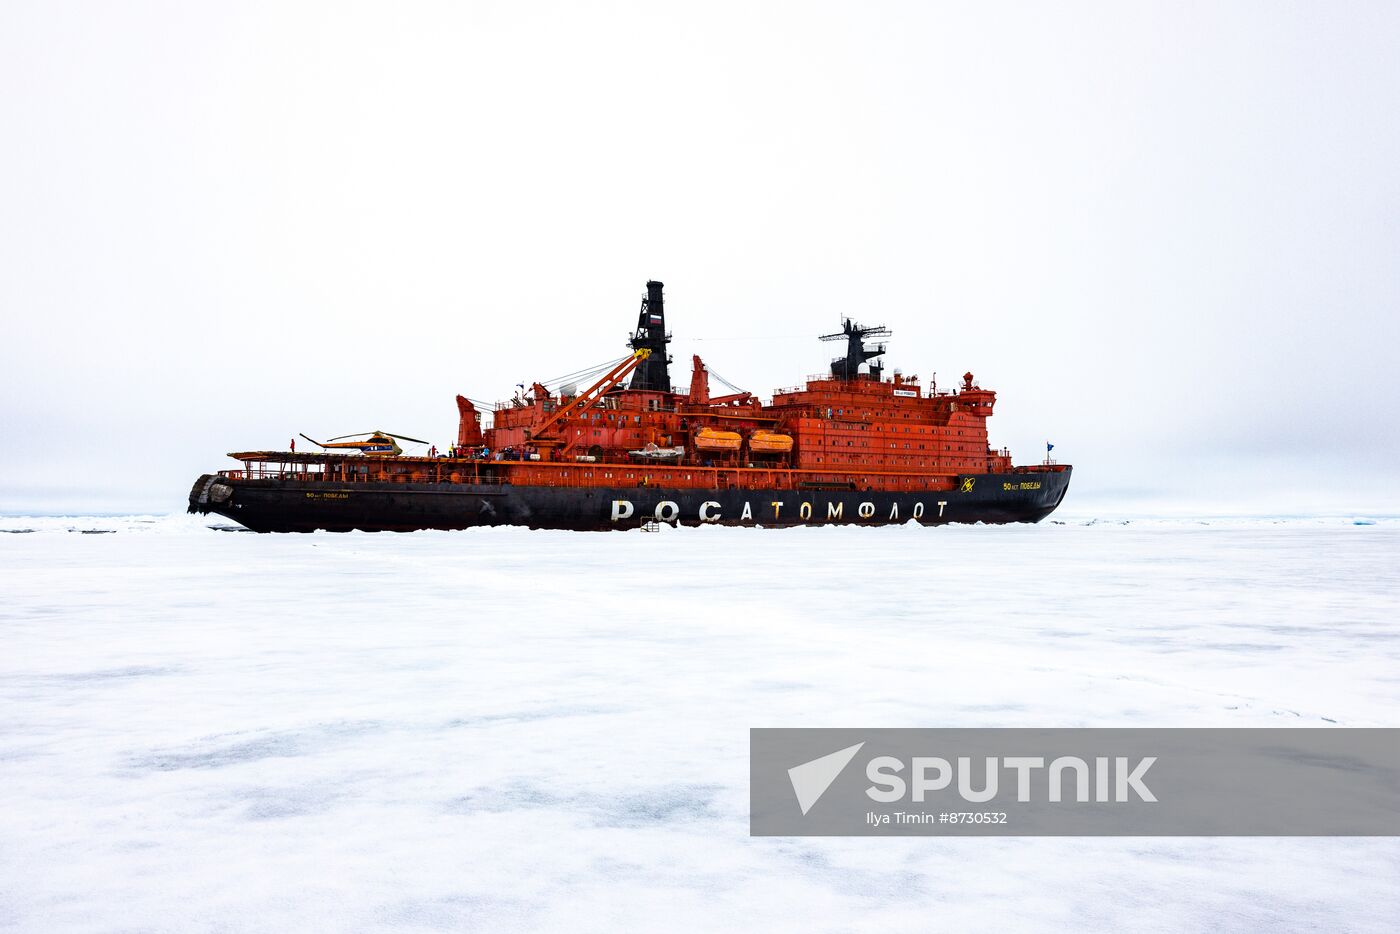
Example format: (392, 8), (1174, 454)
(220, 457), (990, 494)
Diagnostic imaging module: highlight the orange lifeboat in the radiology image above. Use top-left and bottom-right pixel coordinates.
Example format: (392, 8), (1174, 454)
(693, 427), (742, 452)
(749, 430), (793, 454)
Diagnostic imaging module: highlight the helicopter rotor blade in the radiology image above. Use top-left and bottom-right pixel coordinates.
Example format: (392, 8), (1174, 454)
(318, 430), (430, 445)
(299, 433), (328, 448)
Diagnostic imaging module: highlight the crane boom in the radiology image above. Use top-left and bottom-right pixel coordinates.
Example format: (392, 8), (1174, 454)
(527, 349), (651, 445)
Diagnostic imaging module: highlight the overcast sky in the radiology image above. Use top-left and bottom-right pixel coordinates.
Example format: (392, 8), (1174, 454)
(3, 1), (1397, 514)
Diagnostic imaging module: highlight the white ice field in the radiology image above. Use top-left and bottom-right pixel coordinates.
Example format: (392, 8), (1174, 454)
(2, 514), (1397, 932)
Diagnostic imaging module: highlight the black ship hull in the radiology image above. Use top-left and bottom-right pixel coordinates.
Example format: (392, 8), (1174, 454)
(188, 469), (1071, 533)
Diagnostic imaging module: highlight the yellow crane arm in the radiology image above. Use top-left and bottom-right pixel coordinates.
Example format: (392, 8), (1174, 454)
(528, 349), (651, 445)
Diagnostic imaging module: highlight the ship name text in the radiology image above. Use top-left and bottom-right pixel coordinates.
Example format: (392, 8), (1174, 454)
(609, 499), (951, 524)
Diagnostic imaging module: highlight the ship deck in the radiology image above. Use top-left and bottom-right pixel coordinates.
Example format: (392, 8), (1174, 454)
(222, 451), (1069, 494)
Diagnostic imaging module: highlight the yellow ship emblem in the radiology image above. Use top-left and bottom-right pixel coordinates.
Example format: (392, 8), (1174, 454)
(960, 477), (976, 493)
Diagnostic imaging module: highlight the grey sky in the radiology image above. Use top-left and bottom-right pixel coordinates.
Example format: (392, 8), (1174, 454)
(3, 1), (1397, 514)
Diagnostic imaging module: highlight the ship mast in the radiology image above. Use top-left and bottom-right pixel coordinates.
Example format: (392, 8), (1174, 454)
(820, 318), (891, 380)
(628, 280), (672, 392)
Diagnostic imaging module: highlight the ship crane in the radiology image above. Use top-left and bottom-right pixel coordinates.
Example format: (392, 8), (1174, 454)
(688, 355), (753, 406)
(526, 349), (651, 448)
(820, 318), (891, 381)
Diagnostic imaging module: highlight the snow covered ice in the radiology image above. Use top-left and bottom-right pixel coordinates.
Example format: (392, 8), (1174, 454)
(2, 515), (1398, 931)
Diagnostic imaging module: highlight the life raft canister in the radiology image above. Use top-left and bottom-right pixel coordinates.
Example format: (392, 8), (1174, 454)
(748, 429), (793, 453)
(693, 428), (743, 452)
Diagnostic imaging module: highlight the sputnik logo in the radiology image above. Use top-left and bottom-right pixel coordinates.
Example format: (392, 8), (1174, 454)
(788, 742), (865, 815)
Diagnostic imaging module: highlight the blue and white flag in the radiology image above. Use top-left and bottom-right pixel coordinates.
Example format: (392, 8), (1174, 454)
(1047, 442), (1055, 452)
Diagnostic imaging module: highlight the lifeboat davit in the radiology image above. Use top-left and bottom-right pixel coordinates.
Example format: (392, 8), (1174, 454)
(693, 428), (742, 452)
(749, 430), (794, 454)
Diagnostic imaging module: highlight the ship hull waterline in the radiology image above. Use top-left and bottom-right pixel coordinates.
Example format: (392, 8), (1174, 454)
(189, 468), (1071, 533)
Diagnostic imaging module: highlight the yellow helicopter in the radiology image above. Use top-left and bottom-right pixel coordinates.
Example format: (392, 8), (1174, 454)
(298, 431), (429, 457)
